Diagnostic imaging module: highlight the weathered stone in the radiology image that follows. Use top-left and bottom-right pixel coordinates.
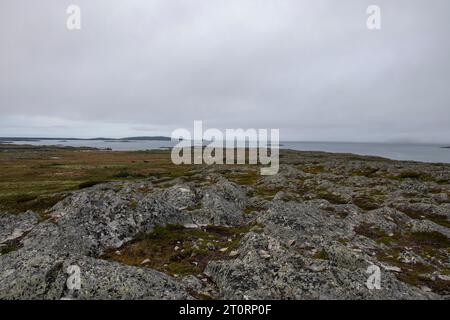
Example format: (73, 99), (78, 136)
(1, 150), (449, 299)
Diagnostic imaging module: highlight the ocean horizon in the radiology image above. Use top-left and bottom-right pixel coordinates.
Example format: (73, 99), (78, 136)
(4, 139), (450, 164)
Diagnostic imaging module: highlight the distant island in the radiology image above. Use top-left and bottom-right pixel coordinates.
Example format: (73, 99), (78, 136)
(0, 136), (172, 142)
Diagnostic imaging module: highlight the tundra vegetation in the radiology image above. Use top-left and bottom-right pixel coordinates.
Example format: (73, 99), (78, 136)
(0, 144), (449, 299)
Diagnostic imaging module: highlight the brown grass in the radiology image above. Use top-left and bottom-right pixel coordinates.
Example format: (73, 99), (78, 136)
(0, 144), (193, 214)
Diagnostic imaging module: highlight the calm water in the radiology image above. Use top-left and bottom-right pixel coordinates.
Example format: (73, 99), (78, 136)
(7, 140), (450, 164)
(282, 141), (450, 164)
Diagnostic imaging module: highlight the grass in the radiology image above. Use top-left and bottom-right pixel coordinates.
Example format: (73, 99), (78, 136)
(223, 170), (258, 185)
(101, 224), (252, 277)
(78, 180), (106, 189)
(112, 171), (146, 179)
(0, 144), (193, 214)
(0, 193), (67, 216)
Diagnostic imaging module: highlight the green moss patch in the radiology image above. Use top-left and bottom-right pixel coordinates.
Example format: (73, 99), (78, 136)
(353, 223), (393, 245)
(398, 207), (450, 228)
(223, 170), (258, 186)
(317, 190), (348, 205)
(313, 248), (329, 260)
(352, 194), (381, 211)
(390, 170), (433, 181)
(185, 202), (202, 211)
(254, 186), (283, 201)
(102, 224), (252, 277)
(351, 167), (380, 178)
(301, 165), (326, 174)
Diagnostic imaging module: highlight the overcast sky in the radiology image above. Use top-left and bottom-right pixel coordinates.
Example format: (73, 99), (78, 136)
(1, 0), (449, 142)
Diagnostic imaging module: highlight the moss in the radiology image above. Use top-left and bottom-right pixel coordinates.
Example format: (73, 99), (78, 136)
(378, 250), (448, 295)
(254, 187), (283, 201)
(313, 249), (329, 260)
(302, 165), (325, 174)
(78, 180), (105, 189)
(14, 194), (38, 203)
(397, 273), (449, 295)
(129, 199), (138, 209)
(243, 205), (263, 214)
(351, 167), (380, 178)
(197, 293), (214, 300)
(0, 230), (29, 255)
(391, 170), (432, 181)
(186, 288), (214, 300)
(353, 223), (393, 245)
(138, 186), (153, 194)
(112, 171), (146, 179)
(398, 207), (450, 228)
(352, 194), (381, 211)
(185, 202), (202, 211)
(249, 223), (265, 233)
(152, 177), (175, 185)
(365, 225), (449, 294)
(409, 231), (450, 248)
(243, 206), (256, 214)
(0, 243), (21, 255)
(317, 190), (348, 205)
(223, 171), (258, 186)
(102, 224), (252, 277)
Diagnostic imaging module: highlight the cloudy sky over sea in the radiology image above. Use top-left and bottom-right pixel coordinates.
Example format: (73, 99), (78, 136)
(1, 0), (449, 142)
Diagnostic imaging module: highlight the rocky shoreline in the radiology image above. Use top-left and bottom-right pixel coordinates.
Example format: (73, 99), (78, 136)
(0, 149), (449, 299)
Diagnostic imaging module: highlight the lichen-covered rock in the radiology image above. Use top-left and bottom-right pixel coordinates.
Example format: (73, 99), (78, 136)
(205, 233), (438, 300)
(0, 248), (191, 300)
(0, 248), (66, 299)
(0, 211), (39, 245)
(0, 150), (449, 299)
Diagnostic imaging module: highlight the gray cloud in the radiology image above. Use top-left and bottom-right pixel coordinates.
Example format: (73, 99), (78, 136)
(1, 0), (449, 141)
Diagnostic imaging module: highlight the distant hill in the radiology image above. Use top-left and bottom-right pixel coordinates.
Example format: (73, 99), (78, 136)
(0, 136), (172, 142)
(120, 136), (171, 141)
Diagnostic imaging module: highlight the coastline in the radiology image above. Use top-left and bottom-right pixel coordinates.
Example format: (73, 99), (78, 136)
(0, 143), (449, 299)
(2, 139), (450, 164)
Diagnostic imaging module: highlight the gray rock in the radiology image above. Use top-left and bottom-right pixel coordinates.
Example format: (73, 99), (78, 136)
(0, 248), (191, 300)
(1, 150), (449, 300)
(0, 211), (39, 244)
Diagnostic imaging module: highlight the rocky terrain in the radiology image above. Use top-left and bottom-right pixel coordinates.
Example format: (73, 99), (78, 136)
(0, 149), (449, 300)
